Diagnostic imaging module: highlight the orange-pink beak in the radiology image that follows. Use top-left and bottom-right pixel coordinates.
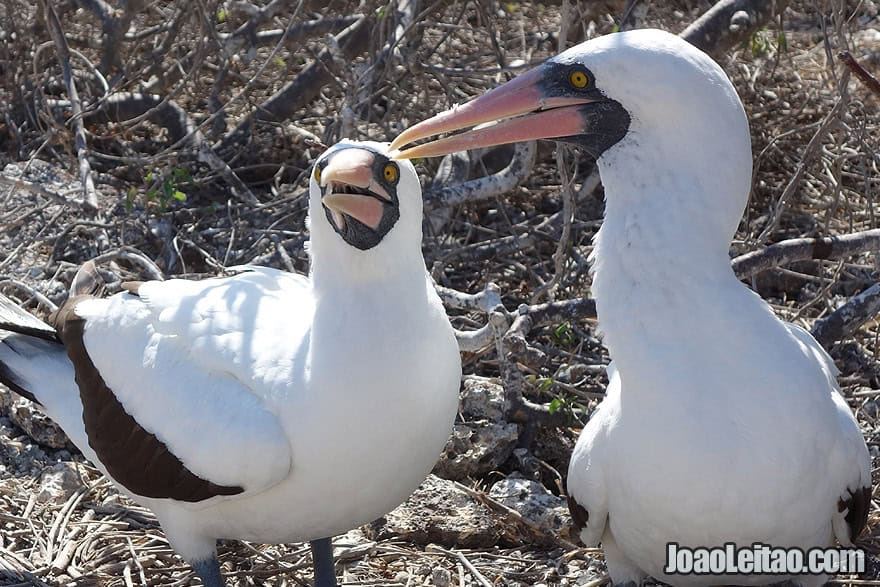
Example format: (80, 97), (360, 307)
(319, 149), (391, 230)
(390, 66), (597, 159)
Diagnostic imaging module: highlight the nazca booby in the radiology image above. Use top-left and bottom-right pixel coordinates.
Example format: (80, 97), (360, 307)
(391, 29), (872, 586)
(0, 141), (462, 587)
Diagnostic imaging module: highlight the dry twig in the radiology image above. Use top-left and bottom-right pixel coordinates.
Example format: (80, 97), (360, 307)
(39, 0), (99, 213)
(839, 51), (880, 97)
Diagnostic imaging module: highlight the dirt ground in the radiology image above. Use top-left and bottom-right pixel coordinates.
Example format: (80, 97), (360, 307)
(0, 0), (879, 586)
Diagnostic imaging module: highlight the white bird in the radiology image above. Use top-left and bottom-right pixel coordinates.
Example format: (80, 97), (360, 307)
(0, 140), (462, 587)
(390, 29), (871, 587)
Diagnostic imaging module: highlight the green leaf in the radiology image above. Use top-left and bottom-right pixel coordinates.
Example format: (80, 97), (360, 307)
(217, 9), (226, 22)
(173, 167), (192, 183)
(777, 31), (788, 52)
(172, 190), (187, 202)
(273, 56), (286, 67)
(611, 24), (620, 33)
(125, 187), (136, 212)
(539, 377), (553, 392)
(548, 398), (562, 415)
(162, 177), (174, 199)
(145, 171), (154, 182)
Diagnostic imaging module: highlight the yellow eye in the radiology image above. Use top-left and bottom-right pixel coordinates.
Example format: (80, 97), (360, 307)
(569, 70), (589, 89)
(383, 163), (399, 183)
(314, 165), (322, 183)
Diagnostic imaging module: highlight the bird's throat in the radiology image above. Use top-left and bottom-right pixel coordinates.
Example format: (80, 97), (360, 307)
(589, 152), (746, 389)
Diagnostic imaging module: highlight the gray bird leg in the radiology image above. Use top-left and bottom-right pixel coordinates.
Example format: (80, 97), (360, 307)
(192, 557), (225, 587)
(310, 538), (337, 587)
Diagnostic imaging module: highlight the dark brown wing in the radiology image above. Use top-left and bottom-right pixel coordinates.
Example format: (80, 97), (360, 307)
(49, 285), (244, 503)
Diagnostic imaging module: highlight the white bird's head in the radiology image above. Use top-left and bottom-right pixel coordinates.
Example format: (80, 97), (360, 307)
(391, 29), (753, 248)
(307, 141), (424, 284)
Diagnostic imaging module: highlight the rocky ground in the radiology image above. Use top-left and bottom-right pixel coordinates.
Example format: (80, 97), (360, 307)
(1, 0), (879, 586)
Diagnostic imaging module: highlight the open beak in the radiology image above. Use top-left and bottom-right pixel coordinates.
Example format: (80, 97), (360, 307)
(320, 149), (390, 230)
(389, 67), (597, 159)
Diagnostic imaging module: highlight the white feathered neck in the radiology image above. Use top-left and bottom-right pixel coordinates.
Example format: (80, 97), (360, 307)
(306, 141), (427, 291)
(584, 31), (782, 393)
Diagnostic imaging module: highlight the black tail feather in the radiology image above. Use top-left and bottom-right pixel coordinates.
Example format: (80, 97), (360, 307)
(0, 293), (58, 342)
(0, 294), (60, 405)
(0, 332), (68, 407)
(0, 358), (41, 404)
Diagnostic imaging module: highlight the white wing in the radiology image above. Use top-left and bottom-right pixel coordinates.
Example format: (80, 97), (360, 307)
(786, 323), (872, 545)
(567, 361), (618, 546)
(73, 267), (312, 497)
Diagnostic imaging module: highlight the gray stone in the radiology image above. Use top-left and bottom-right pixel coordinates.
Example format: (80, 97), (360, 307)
(433, 422), (519, 480)
(460, 376), (507, 421)
(2, 159), (79, 198)
(366, 474), (503, 548)
(37, 462), (84, 504)
(7, 397), (70, 449)
(489, 476), (571, 534)
(431, 567), (451, 587)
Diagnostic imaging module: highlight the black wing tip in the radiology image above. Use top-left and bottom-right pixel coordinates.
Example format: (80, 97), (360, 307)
(567, 494), (590, 539)
(0, 293), (59, 342)
(0, 322), (59, 343)
(0, 360), (41, 405)
(839, 485), (872, 542)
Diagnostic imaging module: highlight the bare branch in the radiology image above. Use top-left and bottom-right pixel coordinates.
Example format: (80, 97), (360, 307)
(519, 297), (598, 329)
(755, 82), (848, 243)
(731, 229), (880, 279)
(680, 0), (789, 57)
(448, 227), (880, 355)
(530, 149), (579, 303)
(101, 0), (145, 74)
(839, 51), (880, 97)
(220, 15), (373, 152)
(239, 17), (363, 49)
(436, 282), (502, 313)
(73, 0), (114, 24)
(40, 0), (99, 213)
(0, 279), (59, 313)
(424, 142), (537, 210)
(85, 93), (258, 205)
(225, 0), (296, 46)
(91, 248), (165, 282)
(455, 323), (495, 353)
(490, 310), (576, 428)
(425, 151), (470, 233)
(811, 283), (880, 348)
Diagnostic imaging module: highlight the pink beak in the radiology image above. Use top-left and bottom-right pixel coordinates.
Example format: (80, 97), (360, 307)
(320, 149), (390, 230)
(389, 66), (597, 159)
